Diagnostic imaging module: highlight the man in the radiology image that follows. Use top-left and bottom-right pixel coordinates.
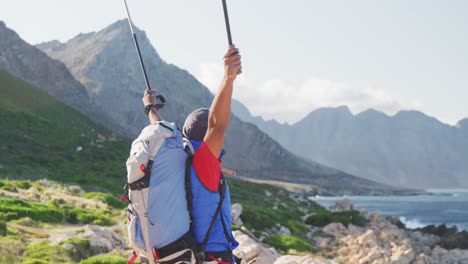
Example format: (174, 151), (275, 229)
(181, 46), (242, 263)
(142, 46), (241, 264)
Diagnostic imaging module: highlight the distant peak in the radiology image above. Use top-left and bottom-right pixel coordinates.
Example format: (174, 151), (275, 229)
(0, 21), (5, 28)
(311, 105), (352, 116)
(394, 110), (428, 119)
(356, 108), (389, 119)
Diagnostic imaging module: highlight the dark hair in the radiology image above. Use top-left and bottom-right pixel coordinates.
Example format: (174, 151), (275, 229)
(183, 108), (209, 141)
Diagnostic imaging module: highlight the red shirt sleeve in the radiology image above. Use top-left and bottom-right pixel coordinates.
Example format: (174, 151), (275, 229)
(193, 142), (221, 192)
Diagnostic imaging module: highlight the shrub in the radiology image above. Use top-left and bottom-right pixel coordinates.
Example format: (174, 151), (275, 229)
(61, 206), (115, 226)
(263, 235), (316, 253)
(0, 198), (63, 222)
(0, 219), (6, 236)
(305, 210), (366, 227)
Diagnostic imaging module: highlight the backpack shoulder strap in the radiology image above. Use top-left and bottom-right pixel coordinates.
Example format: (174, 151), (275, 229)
(198, 173), (227, 253)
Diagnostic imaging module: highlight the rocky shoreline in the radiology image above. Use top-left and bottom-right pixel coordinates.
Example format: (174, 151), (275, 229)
(47, 199), (468, 264)
(232, 199), (468, 264)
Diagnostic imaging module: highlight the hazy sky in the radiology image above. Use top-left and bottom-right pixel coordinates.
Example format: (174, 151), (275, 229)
(1, 0), (467, 125)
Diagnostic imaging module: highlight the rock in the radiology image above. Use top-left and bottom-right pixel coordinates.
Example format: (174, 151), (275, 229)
(313, 237), (331, 249)
(409, 231), (440, 248)
(322, 223), (348, 239)
(439, 231), (468, 250)
(79, 225), (125, 255)
(334, 213), (417, 264)
(233, 231), (279, 264)
(275, 225), (292, 236)
(416, 224), (468, 250)
(231, 203), (243, 227)
(430, 245), (468, 263)
(418, 224), (458, 238)
(274, 255), (336, 264)
(329, 199), (353, 212)
(386, 215), (406, 229)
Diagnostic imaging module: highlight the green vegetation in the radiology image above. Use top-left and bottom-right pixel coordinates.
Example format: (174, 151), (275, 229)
(229, 179), (325, 251)
(0, 69), (130, 195)
(305, 210), (366, 227)
(0, 195), (117, 226)
(264, 235), (316, 253)
(0, 236), (26, 264)
(84, 192), (126, 209)
(79, 255), (127, 264)
(23, 241), (72, 264)
(0, 197), (63, 223)
(0, 219), (6, 236)
(61, 237), (92, 261)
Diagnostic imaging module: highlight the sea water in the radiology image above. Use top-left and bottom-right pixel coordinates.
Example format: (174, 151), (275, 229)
(310, 189), (468, 231)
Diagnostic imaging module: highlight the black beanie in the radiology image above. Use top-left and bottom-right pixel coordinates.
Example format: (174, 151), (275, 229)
(183, 108), (209, 141)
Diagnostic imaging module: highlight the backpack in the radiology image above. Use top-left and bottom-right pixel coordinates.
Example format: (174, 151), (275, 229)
(123, 121), (196, 264)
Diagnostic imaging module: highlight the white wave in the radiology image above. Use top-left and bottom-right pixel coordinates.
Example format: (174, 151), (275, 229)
(399, 217), (426, 229)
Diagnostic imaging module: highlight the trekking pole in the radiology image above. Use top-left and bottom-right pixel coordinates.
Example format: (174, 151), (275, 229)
(221, 0), (242, 74)
(123, 0), (165, 108)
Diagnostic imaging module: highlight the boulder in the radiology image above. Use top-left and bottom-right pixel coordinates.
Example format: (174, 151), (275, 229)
(231, 203), (243, 227)
(329, 199), (353, 212)
(233, 230), (279, 264)
(322, 223), (348, 238)
(79, 225), (125, 255)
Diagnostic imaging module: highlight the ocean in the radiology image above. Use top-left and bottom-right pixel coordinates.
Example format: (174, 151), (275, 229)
(310, 189), (468, 231)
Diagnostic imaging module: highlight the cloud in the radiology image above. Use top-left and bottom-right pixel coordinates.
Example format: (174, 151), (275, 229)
(196, 63), (422, 124)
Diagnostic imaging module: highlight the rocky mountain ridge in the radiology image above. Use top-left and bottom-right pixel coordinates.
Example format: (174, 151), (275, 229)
(232, 103), (468, 189)
(33, 20), (413, 195)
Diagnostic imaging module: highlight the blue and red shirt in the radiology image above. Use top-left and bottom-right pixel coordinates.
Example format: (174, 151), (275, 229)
(190, 140), (239, 253)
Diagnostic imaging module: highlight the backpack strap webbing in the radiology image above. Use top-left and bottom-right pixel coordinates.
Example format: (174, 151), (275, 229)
(197, 173), (228, 254)
(185, 154), (195, 231)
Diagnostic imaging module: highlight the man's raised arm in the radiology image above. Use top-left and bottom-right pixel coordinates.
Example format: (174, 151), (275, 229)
(203, 46), (242, 158)
(142, 89), (164, 124)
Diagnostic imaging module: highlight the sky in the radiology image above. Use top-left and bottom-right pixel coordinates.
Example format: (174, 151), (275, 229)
(1, 0), (467, 125)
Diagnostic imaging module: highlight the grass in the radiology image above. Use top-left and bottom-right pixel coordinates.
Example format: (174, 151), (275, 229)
(0, 69), (130, 196)
(0, 236), (26, 264)
(0, 195), (117, 226)
(229, 178), (322, 233)
(23, 241), (72, 264)
(264, 235), (316, 253)
(0, 221), (6, 236)
(79, 255), (127, 264)
(84, 192), (126, 209)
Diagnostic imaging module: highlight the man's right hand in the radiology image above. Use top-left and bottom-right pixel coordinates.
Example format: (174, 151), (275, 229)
(224, 46), (242, 81)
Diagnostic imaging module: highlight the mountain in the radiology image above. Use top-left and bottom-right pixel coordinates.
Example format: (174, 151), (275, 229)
(0, 68), (129, 194)
(34, 20), (410, 195)
(234, 105), (468, 189)
(0, 21), (90, 114)
(0, 21), (124, 135)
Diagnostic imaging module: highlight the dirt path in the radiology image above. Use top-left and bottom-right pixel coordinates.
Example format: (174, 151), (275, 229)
(7, 223), (85, 244)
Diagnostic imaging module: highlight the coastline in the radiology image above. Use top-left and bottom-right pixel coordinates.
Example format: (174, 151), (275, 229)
(310, 190), (468, 232)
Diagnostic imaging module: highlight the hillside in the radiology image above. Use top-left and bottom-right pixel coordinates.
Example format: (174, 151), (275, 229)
(35, 20), (411, 195)
(232, 105), (468, 189)
(0, 68), (129, 194)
